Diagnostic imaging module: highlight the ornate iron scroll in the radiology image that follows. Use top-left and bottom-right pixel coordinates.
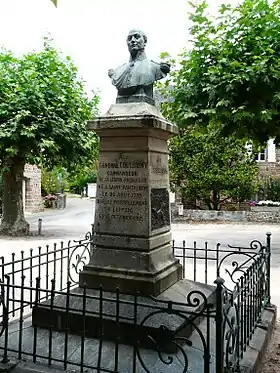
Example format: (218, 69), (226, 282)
(217, 239), (266, 292)
(135, 290), (213, 373)
(67, 231), (93, 284)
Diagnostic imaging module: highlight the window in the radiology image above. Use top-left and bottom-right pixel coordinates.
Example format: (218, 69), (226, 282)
(255, 148), (267, 162)
(246, 139), (276, 162)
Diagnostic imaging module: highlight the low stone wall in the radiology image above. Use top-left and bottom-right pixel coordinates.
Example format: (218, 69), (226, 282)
(171, 206), (280, 223)
(251, 206), (280, 212)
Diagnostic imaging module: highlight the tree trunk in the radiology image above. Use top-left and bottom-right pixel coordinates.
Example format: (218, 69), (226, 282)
(212, 190), (220, 211)
(0, 158), (29, 236)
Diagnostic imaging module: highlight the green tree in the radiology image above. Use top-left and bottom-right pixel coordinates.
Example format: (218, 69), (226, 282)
(163, 0), (280, 144)
(41, 167), (69, 196)
(0, 39), (99, 235)
(259, 178), (280, 202)
(68, 166), (98, 195)
(169, 125), (259, 210)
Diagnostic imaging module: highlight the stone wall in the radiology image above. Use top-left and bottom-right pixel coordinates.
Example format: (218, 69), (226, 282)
(258, 147), (280, 179)
(258, 161), (280, 179)
(171, 207), (280, 223)
(23, 164), (43, 213)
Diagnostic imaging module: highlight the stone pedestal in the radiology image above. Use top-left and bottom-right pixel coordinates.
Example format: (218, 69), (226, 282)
(79, 103), (182, 296)
(32, 280), (216, 352)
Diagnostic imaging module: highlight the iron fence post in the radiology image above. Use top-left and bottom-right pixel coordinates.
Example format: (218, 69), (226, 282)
(215, 277), (225, 373)
(90, 224), (94, 253)
(2, 275), (10, 364)
(266, 232), (272, 307)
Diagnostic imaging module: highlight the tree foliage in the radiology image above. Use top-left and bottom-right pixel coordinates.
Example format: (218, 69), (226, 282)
(259, 178), (280, 202)
(41, 165), (98, 196)
(0, 38), (99, 170)
(169, 126), (259, 210)
(41, 167), (69, 196)
(162, 0), (280, 144)
(0, 38), (99, 235)
(68, 167), (98, 195)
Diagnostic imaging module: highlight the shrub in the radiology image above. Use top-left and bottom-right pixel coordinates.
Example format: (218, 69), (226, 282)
(259, 178), (280, 202)
(69, 170), (97, 194)
(41, 168), (69, 196)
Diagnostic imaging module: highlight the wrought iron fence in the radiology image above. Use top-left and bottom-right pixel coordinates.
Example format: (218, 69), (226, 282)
(218, 235), (271, 373)
(0, 231), (272, 373)
(173, 234), (272, 372)
(0, 278), (215, 373)
(0, 232), (92, 319)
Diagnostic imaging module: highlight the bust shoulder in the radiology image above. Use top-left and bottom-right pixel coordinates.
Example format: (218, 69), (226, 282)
(114, 62), (129, 71)
(151, 60), (161, 66)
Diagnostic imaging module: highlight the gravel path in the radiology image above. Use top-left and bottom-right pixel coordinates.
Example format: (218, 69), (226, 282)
(262, 321), (280, 373)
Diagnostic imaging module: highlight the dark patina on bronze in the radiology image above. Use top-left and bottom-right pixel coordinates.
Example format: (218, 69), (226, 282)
(151, 188), (170, 230)
(108, 29), (170, 106)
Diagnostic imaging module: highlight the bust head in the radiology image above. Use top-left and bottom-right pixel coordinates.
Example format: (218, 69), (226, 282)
(109, 29), (169, 105)
(126, 29), (147, 56)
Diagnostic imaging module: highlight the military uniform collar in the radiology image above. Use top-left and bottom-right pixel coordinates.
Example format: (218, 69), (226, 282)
(129, 51), (147, 65)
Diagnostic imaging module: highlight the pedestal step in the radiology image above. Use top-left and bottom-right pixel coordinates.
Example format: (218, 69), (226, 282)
(32, 279), (216, 352)
(79, 258), (182, 296)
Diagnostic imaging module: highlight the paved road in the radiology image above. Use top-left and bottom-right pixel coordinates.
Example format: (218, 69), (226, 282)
(23, 197), (278, 245)
(27, 196), (95, 238)
(0, 197), (279, 309)
(25, 197), (279, 257)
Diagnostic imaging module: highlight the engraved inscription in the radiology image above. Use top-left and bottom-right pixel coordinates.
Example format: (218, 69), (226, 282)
(150, 153), (169, 190)
(151, 188), (170, 230)
(95, 153), (149, 233)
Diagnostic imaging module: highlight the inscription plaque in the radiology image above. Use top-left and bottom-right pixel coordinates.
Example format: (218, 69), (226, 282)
(95, 152), (149, 235)
(151, 188), (170, 231)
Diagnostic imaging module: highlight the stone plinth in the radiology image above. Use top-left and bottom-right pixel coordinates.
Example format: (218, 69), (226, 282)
(32, 280), (216, 352)
(79, 103), (182, 296)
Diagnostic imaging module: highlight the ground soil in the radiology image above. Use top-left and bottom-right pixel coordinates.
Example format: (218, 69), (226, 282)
(262, 321), (280, 373)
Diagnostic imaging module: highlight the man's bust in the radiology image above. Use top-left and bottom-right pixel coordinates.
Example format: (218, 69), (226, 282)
(108, 29), (170, 106)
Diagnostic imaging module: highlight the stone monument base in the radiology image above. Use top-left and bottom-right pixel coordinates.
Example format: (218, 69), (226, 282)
(79, 257), (182, 296)
(32, 279), (216, 352)
(79, 101), (183, 296)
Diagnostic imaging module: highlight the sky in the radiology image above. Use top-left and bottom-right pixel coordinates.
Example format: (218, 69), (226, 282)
(0, 0), (239, 113)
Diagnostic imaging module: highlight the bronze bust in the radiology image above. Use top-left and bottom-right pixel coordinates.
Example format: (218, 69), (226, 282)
(108, 29), (170, 106)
